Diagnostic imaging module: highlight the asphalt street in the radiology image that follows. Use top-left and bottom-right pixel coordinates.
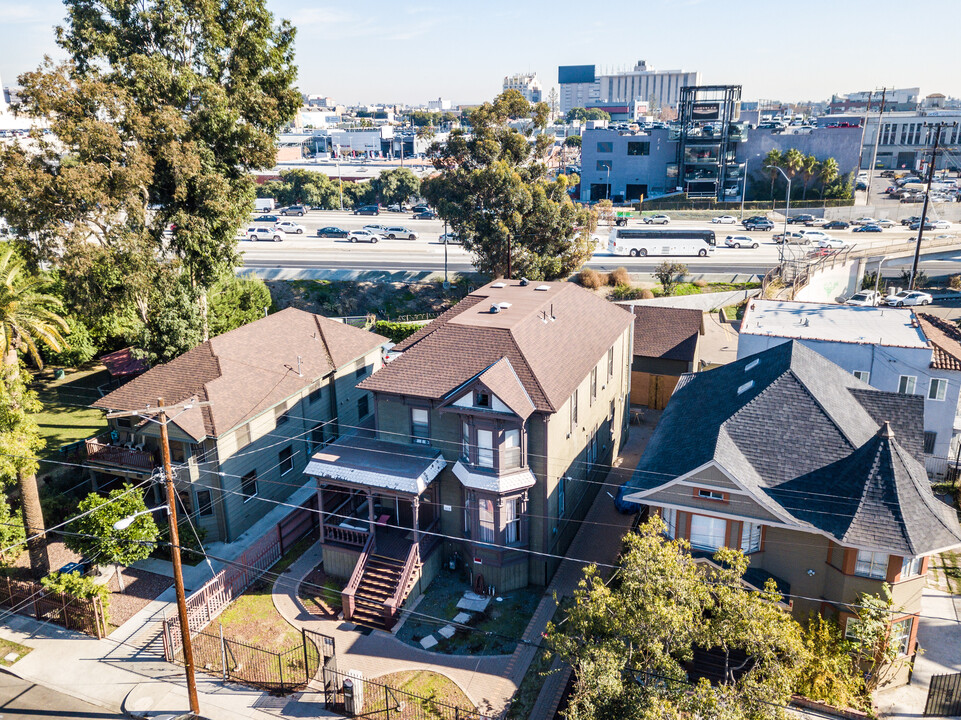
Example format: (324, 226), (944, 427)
(239, 209), (956, 276)
(0, 672), (125, 719)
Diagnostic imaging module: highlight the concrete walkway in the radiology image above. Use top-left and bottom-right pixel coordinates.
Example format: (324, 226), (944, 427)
(875, 588), (961, 720)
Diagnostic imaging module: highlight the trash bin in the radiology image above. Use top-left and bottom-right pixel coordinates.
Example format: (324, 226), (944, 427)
(54, 368), (66, 380)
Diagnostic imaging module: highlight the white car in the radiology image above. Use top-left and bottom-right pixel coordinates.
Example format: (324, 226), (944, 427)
(642, 214), (670, 225)
(274, 221), (306, 235)
(884, 290), (932, 307)
(845, 290), (880, 307)
(246, 226), (284, 242)
(852, 217), (876, 226)
(798, 230), (830, 242)
(712, 215), (737, 224)
(347, 229), (381, 243)
(874, 218), (895, 228)
(804, 218), (829, 226)
(815, 237), (847, 249)
(382, 226), (418, 240)
(931, 220), (952, 230)
(724, 235), (758, 249)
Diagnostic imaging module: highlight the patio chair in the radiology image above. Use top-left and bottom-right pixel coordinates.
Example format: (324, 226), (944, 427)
(133, 435), (146, 452)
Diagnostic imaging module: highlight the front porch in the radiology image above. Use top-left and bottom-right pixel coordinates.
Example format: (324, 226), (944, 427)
(304, 434), (447, 630)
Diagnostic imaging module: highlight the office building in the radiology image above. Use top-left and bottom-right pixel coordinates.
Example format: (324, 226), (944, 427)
(558, 60), (700, 115)
(860, 110), (961, 171)
(503, 73), (543, 104)
(427, 98), (452, 111)
(828, 88), (921, 114)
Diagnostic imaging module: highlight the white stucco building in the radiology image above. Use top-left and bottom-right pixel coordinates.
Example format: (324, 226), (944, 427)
(737, 300), (961, 477)
(503, 73), (542, 104)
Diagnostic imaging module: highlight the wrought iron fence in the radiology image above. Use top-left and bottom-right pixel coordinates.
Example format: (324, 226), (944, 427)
(322, 665), (490, 720)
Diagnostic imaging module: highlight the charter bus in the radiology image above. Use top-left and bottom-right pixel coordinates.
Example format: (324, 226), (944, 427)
(608, 228), (716, 257)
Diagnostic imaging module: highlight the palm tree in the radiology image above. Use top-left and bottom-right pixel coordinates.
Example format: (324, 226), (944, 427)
(800, 155), (819, 201)
(764, 150), (783, 204)
(782, 149), (805, 190)
(0, 248), (68, 578)
(818, 158), (839, 199)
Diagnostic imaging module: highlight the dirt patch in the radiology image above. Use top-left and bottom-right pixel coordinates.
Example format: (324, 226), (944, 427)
(7, 540), (81, 582)
(369, 670), (475, 716)
(104, 567), (172, 628)
(299, 564), (342, 618)
(267, 278), (478, 320)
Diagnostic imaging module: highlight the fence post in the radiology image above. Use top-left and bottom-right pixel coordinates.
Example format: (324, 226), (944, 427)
(279, 653), (285, 694)
(220, 623), (228, 683)
(277, 522), (284, 557)
(385, 684), (390, 720)
(302, 629), (310, 686)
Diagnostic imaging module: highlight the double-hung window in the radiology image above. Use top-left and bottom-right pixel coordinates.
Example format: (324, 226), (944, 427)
(928, 378), (948, 401)
(478, 498), (495, 543)
(504, 498), (521, 544)
(661, 507), (677, 538)
(740, 522), (762, 553)
(504, 429), (521, 469)
(462, 422), (471, 461)
(689, 515), (726, 551)
(855, 550), (888, 579)
(411, 408), (430, 445)
(901, 556), (923, 579)
(279, 446), (294, 475)
(898, 375), (917, 395)
(891, 618), (913, 656)
(477, 429), (494, 468)
(241, 471), (258, 501)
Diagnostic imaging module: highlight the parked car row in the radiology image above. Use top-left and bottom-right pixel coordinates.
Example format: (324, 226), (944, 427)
(843, 289), (933, 307)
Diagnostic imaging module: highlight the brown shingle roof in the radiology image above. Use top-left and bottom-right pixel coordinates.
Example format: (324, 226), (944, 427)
(360, 280), (634, 413)
(916, 313), (961, 371)
(630, 306), (703, 362)
(476, 358), (536, 420)
(94, 308), (386, 441)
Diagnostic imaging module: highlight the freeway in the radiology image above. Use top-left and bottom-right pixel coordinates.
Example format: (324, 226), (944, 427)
(239, 209), (956, 276)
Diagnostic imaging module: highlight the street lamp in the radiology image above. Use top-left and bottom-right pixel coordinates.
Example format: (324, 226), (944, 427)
(766, 165), (791, 265)
(113, 506), (168, 531)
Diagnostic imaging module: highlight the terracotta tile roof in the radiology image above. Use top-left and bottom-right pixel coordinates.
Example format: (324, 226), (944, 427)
(94, 308), (386, 441)
(916, 313), (961, 371)
(98, 348), (149, 378)
(629, 306), (703, 362)
(360, 280), (634, 413)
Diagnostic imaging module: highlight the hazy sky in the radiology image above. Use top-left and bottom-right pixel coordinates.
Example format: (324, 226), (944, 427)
(2, 0), (959, 106)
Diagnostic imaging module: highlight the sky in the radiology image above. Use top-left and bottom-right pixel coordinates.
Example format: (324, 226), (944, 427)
(2, 0), (960, 107)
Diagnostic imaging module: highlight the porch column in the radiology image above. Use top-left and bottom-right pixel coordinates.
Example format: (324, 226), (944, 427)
(412, 497), (420, 545)
(367, 488), (375, 532)
(316, 478), (325, 542)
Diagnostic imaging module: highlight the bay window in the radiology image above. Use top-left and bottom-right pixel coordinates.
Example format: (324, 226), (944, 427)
(462, 422), (470, 460)
(740, 522), (762, 554)
(477, 429), (494, 468)
(900, 556), (923, 579)
(504, 429), (521, 469)
(690, 515), (726, 551)
(855, 550), (888, 579)
(504, 498), (521, 544)
(478, 498), (495, 543)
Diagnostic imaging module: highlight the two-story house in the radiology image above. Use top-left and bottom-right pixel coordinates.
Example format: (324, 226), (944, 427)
(617, 340), (961, 685)
(738, 299), (961, 477)
(303, 279), (635, 629)
(90, 308), (386, 543)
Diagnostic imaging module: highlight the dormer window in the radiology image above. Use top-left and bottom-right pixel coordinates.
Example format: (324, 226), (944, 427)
(475, 390), (490, 408)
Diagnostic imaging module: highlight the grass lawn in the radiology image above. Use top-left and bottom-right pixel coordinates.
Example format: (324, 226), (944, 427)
(396, 571), (542, 655)
(369, 670), (474, 718)
(32, 366), (110, 459)
(0, 636), (32, 666)
(932, 551), (961, 594)
(505, 597), (573, 720)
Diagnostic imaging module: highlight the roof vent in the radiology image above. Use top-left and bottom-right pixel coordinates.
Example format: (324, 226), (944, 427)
(498, 302), (512, 310)
(535, 285), (550, 291)
(491, 282), (506, 289)
(490, 304), (501, 314)
(745, 358), (759, 372)
(519, 277), (529, 286)
(737, 380), (754, 395)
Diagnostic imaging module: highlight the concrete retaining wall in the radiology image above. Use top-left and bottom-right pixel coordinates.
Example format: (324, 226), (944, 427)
(617, 287), (760, 311)
(793, 260), (862, 303)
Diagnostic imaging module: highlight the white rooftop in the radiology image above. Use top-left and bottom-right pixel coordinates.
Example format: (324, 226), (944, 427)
(739, 300), (929, 349)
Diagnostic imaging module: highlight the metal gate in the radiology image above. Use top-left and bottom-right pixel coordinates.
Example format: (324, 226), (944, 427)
(925, 673), (961, 716)
(305, 628), (338, 705)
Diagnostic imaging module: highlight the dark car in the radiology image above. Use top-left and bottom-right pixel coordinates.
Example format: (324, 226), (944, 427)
(855, 181), (868, 191)
(280, 205), (307, 216)
(909, 221), (935, 231)
(411, 205), (431, 214)
(353, 205), (380, 216)
(823, 221), (850, 230)
(316, 226), (348, 238)
(743, 218), (774, 231)
(413, 210), (437, 219)
(787, 214), (815, 224)
(853, 224), (883, 233)
(901, 216), (922, 226)
(254, 214), (279, 223)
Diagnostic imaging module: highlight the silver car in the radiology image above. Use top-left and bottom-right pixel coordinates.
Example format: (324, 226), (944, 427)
(383, 226), (418, 240)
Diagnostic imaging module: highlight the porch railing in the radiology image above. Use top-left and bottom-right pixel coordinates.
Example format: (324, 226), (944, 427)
(383, 542), (421, 626)
(341, 533), (373, 621)
(323, 524), (369, 548)
(84, 436), (155, 470)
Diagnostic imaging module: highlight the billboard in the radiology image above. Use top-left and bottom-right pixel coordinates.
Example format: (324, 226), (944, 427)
(692, 103), (720, 121)
(558, 65), (596, 84)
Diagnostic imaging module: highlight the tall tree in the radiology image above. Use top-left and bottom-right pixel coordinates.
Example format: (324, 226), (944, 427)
(764, 149), (783, 201)
(783, 148), (805, 189)
(800, 155), (820, 201)
(547, 519), (806, 720)
(423, 91), (596, 280)
(370, 168), (421, 206)
(0, 249), (68, 577)
(54, 0), (301, 338)
(818, 158), (840, 198)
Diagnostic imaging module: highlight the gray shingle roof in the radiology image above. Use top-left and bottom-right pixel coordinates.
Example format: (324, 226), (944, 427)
(630, 305), (703, 362)
(621, 340), (961, 556)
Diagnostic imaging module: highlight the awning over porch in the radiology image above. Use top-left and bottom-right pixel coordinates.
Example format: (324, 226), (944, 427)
(304, 435), (446, 494)
(452, 461), (536, 494)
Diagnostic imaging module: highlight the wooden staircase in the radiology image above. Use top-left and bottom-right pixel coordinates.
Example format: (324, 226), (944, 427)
(344, 540), (422, 631)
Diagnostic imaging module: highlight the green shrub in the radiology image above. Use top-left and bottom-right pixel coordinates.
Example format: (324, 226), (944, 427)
(609, 284), (642, 301)
(42, 571), (109, 609)
(577, 268), (603, 290)
(373, 320), (422, 344)
(40, 316), (98, 367)
(609, 267), (630, 286)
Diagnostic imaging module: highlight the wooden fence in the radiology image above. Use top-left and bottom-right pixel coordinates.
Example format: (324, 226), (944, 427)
(0, 576), (107, 638)
(163, 494), (318, 658)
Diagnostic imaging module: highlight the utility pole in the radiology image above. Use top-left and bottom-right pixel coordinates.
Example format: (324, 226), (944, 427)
(158, 397), (200, 716)
(506, 236), (512, 280)
(865, 87), (887, 202)
(909, 123), (954, 290)
(855, 91), (873, 180)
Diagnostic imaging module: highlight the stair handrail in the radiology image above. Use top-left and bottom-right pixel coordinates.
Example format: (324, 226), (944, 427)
(342, 533), (373, 620)
(383, 542), (421, 621)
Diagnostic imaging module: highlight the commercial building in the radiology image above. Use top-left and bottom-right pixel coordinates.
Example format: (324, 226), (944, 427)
(619, 340), (961, 685)
(859, 110), (961, 171)
(737, 300), (961, 476)
(558, 60), (700, 115)
(90, 308), (387, 544)
(303, 280), (634, 628)
(828, 88), (921, 114)
(503, 73), (542, 104)
(427, 98), (452, 111)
